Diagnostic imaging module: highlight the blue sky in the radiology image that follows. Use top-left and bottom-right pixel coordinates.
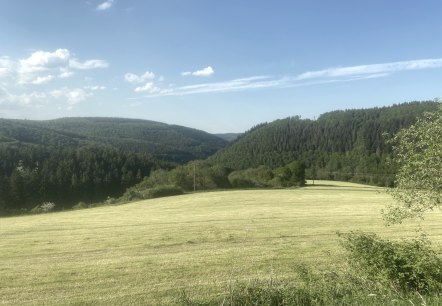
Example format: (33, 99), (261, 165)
(1, 0), (442, 132)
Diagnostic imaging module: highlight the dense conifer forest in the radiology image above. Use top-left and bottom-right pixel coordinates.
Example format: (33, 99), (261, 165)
(209, 101), (440, 186)
(0, 118), (226, 214)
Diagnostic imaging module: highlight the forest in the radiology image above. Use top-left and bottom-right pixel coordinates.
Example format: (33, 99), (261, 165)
(210, 101), (440, 186)
(0, 117), (226, 214)
(0, 101), (439, 215)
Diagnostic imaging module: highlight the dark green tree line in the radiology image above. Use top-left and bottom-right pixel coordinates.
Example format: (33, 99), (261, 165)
(0, 143), (170, 214)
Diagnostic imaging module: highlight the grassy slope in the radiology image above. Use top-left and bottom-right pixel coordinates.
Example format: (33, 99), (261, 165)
(1, 181), (441, 305)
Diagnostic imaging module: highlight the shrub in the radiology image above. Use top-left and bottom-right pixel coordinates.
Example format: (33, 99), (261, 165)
(31, 202), (56, 213)
(147, 185), (183, 199)
(339, 231), (442, 293)
(178, 270), (398, 306)
(119, 184), (183, 203)
(104, 197), (118, 205)
(72, 201), (88, 210)
(121, 189), (145, 202)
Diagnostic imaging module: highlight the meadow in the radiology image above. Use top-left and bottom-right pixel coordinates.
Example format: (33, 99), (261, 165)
(1, 181), (441, 305)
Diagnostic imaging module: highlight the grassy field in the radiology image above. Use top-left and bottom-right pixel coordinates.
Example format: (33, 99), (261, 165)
(1, 181), (442, 305)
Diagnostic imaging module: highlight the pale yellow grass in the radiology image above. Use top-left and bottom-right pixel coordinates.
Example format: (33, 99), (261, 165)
(1, 181), (441, 305)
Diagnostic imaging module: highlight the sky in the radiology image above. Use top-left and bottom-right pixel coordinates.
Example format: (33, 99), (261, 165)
(1, 1), (442, 133)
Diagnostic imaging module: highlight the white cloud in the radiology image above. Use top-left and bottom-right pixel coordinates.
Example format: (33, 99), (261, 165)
(31, 75), (54, 85)
(1, 49), (109, 85)
(66, 89), (90, 104)
(50, 87), (92, 104)
(59, 71), (74, 78)
(0, 86), (97, 108)
(0, 57), (13, 78)
(19, 49), (70, 73)
(296, 59), (442, 80)
(0, 90), (48, 106)
(97, 0), (114, 11)
(134, 82), (159, 93)
(69, 59), (109, 70)
(124, 71), (155, 83)
(193, 66), (214, 77)
(182, 66), (214, 77)
(84, 85), (106, 91)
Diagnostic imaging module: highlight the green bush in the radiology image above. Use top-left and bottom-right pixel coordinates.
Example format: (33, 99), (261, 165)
(178, 266), (440, 305)
(119, 184), (183, 203)
(72, 201), (88, 210)
(339, 231), (442, 293)
(147, 185), (183, 198)
(121, 189), (145, 202)
(31, 202), (56, 214)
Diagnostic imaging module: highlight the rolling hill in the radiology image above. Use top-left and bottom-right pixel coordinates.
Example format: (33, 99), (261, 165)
(0, 117), (227, 163)
(209, 101), (440, 186)
(0, 117), (227, 212)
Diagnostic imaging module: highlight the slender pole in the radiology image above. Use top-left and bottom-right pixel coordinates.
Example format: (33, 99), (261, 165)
(193, 163), (196, 192)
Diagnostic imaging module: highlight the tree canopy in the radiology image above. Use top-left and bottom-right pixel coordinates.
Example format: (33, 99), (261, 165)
(385, 106), (442, 224)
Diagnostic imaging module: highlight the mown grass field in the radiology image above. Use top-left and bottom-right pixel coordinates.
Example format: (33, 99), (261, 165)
(1, 181), (442, 305)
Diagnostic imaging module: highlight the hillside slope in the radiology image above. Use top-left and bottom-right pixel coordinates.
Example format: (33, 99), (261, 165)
(0, 117), (227, 163)
(209, 101), (440, 186)
(0, 117), (227, 212)
(3, 182), (435, 304)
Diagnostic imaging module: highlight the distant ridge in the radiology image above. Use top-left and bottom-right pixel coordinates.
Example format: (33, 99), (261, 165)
(214, 133), (242, 142)
(0, 117), (227, 163)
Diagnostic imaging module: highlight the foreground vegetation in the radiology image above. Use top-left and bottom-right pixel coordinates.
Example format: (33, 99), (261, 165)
(1, 181), (441, 305)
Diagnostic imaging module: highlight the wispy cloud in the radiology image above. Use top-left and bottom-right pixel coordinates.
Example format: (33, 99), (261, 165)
(296, 59), (442, 80)
(134, 82), (159, 93)
(181, 66), (214, 77)
(69, 59), (109, 70)
(31, 75), (54, 85)
(0, 86), (102, 108)
(142, 58), (442, 98)
(97, 0), (114, 11)
(142, 76), (279, 98)
(124, 71), (155, 83)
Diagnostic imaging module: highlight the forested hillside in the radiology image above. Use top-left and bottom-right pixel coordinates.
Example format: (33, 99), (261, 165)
(0, 118), (226, 214)
(209, 101), (440, 186)
(0, 117), (227, 163)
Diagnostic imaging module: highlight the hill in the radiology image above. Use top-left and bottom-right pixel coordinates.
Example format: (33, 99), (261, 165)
(1, 182), (439, 304)
(0, 117), (227, 213)
(0, 117), (227, 163)
(214, 132), (242, 142)
(209, 101), (440, 186)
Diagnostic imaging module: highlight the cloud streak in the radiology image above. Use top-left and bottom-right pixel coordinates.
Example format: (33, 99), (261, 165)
(142, 58), (442, 98)
(296, 58), (442, 80)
